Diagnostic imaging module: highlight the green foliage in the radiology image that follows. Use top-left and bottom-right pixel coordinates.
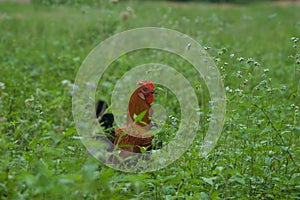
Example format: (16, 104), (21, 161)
(165, 0), (276, 4)
(0, 0), (299, 199)
(31, 0), (105, 6)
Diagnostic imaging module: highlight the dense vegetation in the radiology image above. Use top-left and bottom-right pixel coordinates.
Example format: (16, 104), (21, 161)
(31, 0), (278, 5)
(0, 0), (299, 199)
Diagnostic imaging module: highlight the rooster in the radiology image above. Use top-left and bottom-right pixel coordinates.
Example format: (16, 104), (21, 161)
(97, 80), (156, 154)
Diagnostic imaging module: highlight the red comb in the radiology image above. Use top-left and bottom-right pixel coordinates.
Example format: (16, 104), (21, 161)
(136, 80), (155, 90)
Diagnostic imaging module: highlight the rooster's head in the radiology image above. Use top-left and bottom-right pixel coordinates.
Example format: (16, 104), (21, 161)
(136, 80), (156, 104)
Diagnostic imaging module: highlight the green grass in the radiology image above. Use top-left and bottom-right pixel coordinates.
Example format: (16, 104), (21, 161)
(0, 1), (300, 199)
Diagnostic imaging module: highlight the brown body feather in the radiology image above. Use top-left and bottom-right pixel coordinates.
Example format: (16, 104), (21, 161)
(127, 88), (152, 126)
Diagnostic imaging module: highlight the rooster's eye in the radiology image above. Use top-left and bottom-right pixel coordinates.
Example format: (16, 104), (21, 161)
(143, 88), (148, 92)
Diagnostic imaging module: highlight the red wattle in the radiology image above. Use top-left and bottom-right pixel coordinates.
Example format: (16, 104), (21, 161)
(146, 94), (154, 104)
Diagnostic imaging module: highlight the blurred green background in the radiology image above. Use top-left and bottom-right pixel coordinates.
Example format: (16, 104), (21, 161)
(0, 0), (299, 199)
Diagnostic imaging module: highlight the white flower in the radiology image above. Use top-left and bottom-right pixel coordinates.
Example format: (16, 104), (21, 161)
(62, 80), (71, 86)
(0, 82), (5, 90)
(25, 95), (35, 104)
(238, 57), (244, 62)
(281, 85), (287, 91)
(226, 86), (233, 93)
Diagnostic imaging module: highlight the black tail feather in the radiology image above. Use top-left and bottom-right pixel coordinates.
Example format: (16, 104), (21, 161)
(96, 100), (115, 143)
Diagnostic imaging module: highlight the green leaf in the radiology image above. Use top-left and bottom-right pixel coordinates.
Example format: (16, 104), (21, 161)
(294, 126), (300, 135)
(202, 177), (215, 185)
(133, 110), (147, 124)
(229, 176), (246, 185)
(200, 192), (209, 200)
(211, 191), (219, 200)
